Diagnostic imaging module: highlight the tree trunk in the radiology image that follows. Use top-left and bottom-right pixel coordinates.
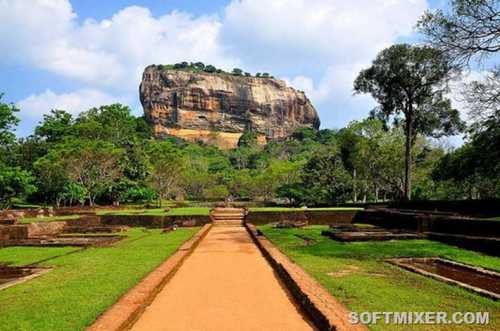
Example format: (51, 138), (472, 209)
(353, 169), (357, 203)
(403, 110), (413, 201)
(375, 186), (379, 203)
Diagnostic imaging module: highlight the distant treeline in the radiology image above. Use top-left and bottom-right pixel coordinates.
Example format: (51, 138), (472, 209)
(155, 62), (274, 78)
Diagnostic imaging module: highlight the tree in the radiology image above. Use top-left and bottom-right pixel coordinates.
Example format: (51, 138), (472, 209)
(301, 148), (351, 205)
(75, 104), (138, 146)
(204, 65), (216, 73)
(418, 1), (499, 134)
(432, 118), (500, 198)
(417, 0), (500, 66)
(64, 141), (124, 206)
(35, 109), (74, 143)
(146, 141), (185, 207)
(194, 62), (205, 70)
(203, 185), (229, 201)
(33, 149), (69, 204)
(232, 68), (243, 76)
(354, 44), (464, 200)
(463, 66), (500, 131)
(0, 93), (20, 147)
(57, 182), (87, 207)
(276, 183), (307, 206)
(0, 164), (36, 209)
(237, 130), (260, 148)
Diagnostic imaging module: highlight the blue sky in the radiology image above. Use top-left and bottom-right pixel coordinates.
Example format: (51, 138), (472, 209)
(0, 0), (474, 144)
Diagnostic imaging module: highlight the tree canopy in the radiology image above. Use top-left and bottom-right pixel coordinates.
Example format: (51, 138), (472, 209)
(354, 44), (464, 199)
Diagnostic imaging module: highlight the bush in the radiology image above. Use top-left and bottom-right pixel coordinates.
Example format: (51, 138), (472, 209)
(204, 65), (216, 73)
(232, 68), (243, 76)
(203, 185), (229, 201)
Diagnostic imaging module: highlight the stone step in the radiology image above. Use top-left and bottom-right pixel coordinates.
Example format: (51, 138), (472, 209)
(211, 215), (245, 220)
(212, 220), (243, 227)
(210, 207), (246, 226)
(211, 213), (246, 217)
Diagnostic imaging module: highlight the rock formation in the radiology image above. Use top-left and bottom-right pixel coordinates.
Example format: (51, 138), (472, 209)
(140, 65), (320, 149)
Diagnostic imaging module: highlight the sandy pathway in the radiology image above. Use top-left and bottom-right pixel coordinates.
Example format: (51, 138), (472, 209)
(130, 226), (315, 331)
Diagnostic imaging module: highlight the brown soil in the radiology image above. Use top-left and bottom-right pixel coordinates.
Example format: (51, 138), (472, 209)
(130, 226), (314, 331)
(322, 229), (423, 242)
(404, 258), (500, 294)
(0, 264), (50, 290)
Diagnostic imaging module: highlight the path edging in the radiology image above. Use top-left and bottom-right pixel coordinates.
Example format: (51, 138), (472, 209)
(245, 223), (368, 331)
(87, 224), (212, 331)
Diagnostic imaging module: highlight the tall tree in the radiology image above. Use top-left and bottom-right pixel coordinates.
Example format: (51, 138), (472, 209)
(63, 141), (124, 206)
(463, 66), (499, 131)
(354, 44), (464, 200)
(418, 0), (499, 133)
(418, 0), (500, 66)
(75, 104), (140, 146)
(146, 141), (185, 207)
(301, 148), (352, 205)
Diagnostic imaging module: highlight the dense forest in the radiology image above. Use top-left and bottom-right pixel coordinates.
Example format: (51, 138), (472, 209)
(0, 97), (497, 208)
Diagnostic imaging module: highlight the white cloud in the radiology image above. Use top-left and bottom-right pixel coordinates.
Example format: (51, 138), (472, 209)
(0, 1), (239, 91)
(17, 88), (125, 118)
(221, 0), (428, 128)
(15, 88), (128, 135)
(221, 0), (427, 70)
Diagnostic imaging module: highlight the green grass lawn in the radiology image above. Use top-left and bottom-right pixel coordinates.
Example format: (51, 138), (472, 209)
(19, 215), (82, 223)
(96, 208), (166, 216)
(166, 207), (210, 216)
(249, 207), (363, 212)
(97, 206), (210, 217)
(259, 225), (500, 331)
(0, 227), (198, 331)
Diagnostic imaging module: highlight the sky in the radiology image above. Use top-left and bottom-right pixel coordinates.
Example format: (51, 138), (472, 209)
(0, 0), (474, 144)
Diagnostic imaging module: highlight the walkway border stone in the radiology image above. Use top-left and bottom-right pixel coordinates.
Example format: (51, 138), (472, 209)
(87, 224), (212, 331)
(245, 223), (368, 331)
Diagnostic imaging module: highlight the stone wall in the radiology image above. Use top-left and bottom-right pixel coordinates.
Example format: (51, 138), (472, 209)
(246, 210), (358, 225)
(387, 199), (500, 218)
(100, 215), (211, 228)
(354, 209), (500, 238)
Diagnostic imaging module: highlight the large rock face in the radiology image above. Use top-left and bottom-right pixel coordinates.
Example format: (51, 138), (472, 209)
(140, 65), (320, 149)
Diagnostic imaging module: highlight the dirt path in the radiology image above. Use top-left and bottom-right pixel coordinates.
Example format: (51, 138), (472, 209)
(130, 226), (315, 331)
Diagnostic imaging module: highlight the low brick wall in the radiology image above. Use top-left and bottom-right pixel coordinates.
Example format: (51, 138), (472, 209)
(0, 222), (67, 240)
(0, 227), (10, 244)
(246, 210), (358, 225)
(1, 208), (52, 219)
(426, 233), (500, 256)
(26, 222), (66, 237)
(355, 209), (500, 238)
(387, 199), (500, 218)
(67, 215), (103, 227)
(100, 215), (211, 228)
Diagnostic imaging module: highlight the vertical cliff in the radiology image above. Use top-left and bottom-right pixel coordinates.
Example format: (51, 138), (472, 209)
(140, 65), (320, 149)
